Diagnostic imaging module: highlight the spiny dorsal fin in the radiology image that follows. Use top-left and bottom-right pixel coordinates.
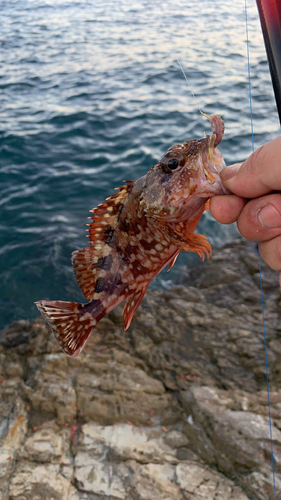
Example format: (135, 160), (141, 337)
(87, 181), (135, 246)
(72, 181), (135, 301)
(123, 286), (148, 331)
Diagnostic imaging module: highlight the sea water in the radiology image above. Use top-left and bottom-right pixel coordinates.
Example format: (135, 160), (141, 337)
(0, 0), (279, 328)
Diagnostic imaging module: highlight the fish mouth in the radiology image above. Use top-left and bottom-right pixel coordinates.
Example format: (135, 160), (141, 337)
(199, 133), (230, 196)
(196, 112), (229, 196)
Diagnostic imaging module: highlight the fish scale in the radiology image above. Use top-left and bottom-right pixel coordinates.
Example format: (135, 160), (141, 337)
(36, 114), (229, 357)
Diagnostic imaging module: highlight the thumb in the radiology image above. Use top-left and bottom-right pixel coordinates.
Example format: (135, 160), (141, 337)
(221, 135), (281, 198)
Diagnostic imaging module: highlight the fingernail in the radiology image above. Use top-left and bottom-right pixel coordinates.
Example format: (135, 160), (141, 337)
(258, 204), (281, 229)
(221, 163), (242, 181)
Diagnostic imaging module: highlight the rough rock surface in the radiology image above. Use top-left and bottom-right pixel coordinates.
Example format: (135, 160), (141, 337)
(0, 239), (281, 499)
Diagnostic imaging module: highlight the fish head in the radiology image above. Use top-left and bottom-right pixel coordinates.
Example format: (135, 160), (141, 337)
(139, 114), (229, 222)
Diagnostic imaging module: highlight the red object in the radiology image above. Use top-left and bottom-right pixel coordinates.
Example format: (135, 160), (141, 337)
(256, 0), (281, 123)
(70, 425), (78, 441)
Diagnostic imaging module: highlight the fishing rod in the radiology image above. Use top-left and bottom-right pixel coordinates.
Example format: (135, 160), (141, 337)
(256, 0), (281, 124)
(250, 2), (281, 497)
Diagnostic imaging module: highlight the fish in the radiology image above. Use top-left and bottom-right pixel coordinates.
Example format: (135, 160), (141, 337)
(36, 113), (229, 358)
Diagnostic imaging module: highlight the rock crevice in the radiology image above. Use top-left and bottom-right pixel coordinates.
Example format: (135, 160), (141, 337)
(0, 239), (281, 499)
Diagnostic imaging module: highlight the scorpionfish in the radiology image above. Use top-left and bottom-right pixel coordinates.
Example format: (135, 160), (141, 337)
(36, 114), (228, 357)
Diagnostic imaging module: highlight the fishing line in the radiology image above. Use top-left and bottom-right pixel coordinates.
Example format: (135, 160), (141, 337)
(245, 0), (276, 497)
(152, 0), (277, 495)
(105, 3), (276, 497)
(150, 0), (203, 115)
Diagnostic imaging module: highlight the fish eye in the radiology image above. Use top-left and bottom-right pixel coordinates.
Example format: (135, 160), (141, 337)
(159, 151), (185, 174)
(167, 158), (179, 170)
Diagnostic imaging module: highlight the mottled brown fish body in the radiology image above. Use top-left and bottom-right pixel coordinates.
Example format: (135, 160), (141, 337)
(36, 114), (228, 357)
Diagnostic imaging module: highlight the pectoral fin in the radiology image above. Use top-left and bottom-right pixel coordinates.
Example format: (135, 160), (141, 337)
(176, 233), (212, 260)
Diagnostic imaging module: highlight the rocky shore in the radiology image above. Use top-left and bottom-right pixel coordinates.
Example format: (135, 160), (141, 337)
(1, 239), (281, 500)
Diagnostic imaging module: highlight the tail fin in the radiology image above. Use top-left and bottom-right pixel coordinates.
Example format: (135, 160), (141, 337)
(35, 300), (97, 357)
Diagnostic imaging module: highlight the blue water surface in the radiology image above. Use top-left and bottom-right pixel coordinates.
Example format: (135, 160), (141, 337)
(0, 0), (279, 328)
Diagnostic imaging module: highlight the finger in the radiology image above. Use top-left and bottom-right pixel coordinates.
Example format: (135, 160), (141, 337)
(209, 195), (247, 224)
(236, 193), (281, 242)
(259, 235), (281, 271)
(221, 135), (281, 198)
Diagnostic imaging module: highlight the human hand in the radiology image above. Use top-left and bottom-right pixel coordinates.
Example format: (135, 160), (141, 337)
(210, 135), (281, 284)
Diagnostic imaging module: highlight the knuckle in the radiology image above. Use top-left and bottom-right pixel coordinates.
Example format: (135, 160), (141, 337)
(236, 203), (258, 240)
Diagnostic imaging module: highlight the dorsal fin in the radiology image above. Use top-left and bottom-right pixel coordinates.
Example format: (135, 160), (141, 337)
(87, 181), (135, 245)
(72, 181), (135, 301)
(123, 286), (148, 331)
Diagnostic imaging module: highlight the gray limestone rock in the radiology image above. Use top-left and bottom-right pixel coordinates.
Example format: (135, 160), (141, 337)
(181, 385), (281, 498)
(0, 239), (280, 499)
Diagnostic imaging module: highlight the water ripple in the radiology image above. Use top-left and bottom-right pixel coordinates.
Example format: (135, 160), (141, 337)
(0, 0), (279, 327)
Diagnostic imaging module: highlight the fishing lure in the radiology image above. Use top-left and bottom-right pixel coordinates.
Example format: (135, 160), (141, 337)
(36, 114), (229, 357)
